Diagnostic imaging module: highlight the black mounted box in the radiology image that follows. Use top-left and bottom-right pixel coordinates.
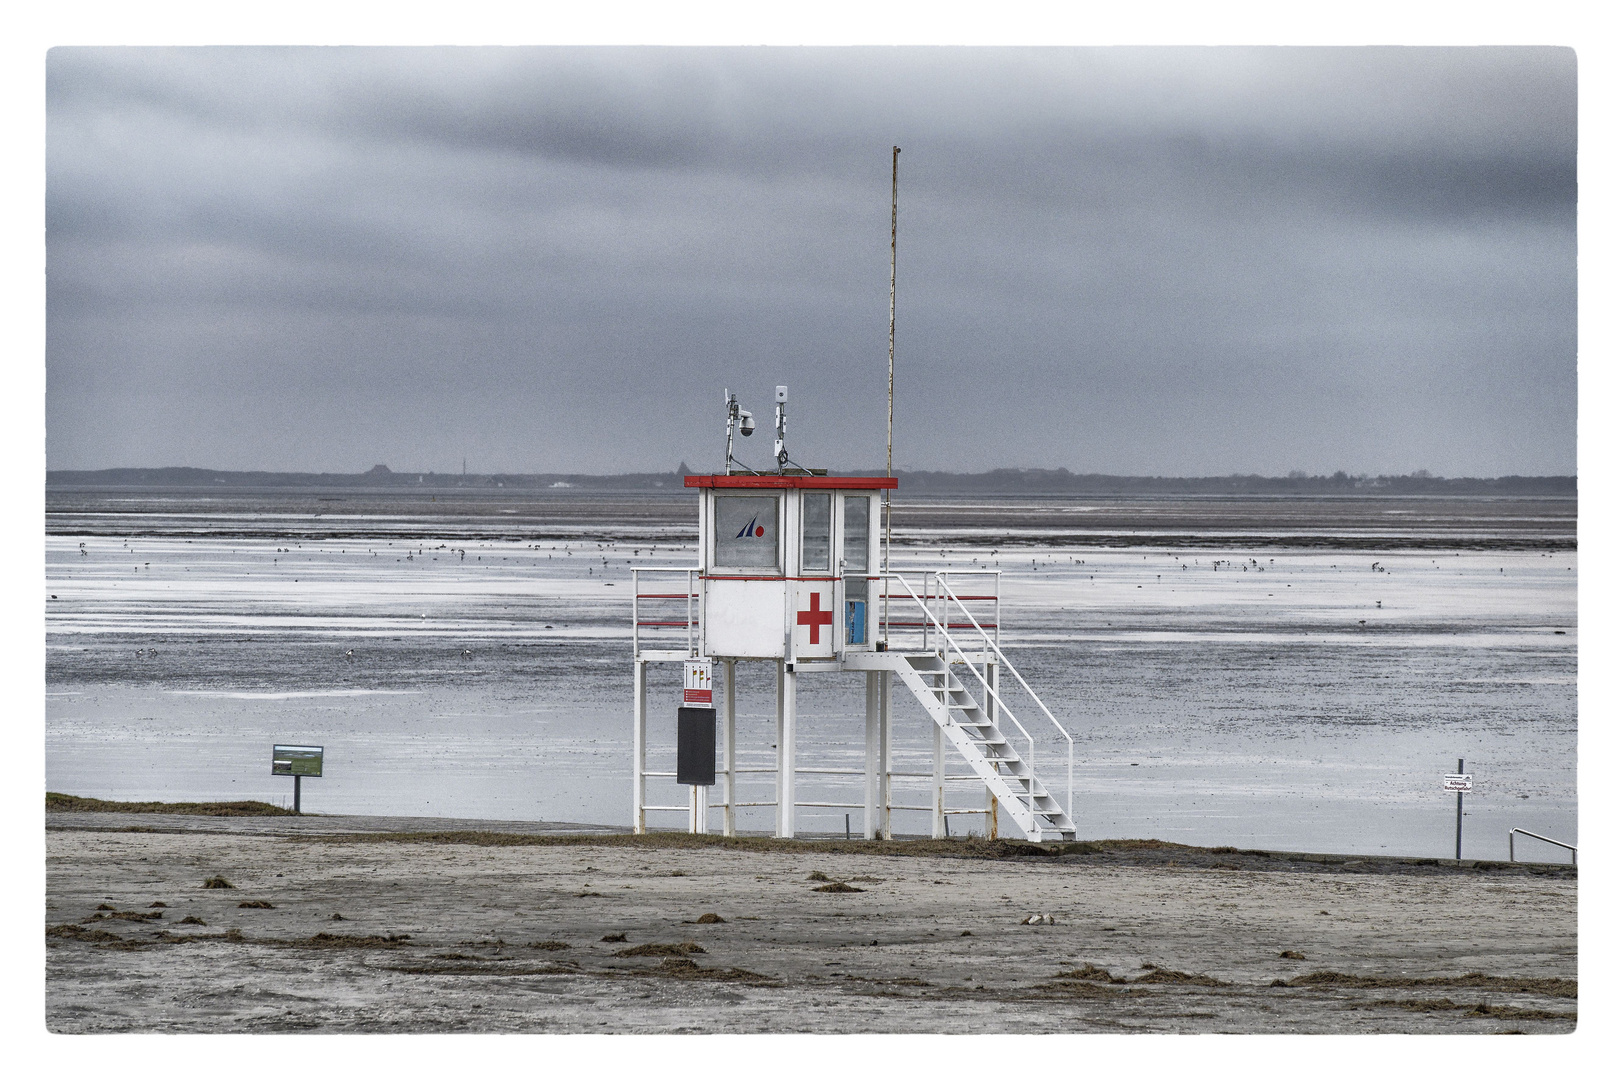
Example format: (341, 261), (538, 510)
(676, 707), (716, 787)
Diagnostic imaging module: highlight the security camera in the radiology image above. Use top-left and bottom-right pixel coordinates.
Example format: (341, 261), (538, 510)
(738, 411), (755, 436)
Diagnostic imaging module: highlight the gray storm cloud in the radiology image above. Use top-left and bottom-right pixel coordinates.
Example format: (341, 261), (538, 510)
(46, 47), (1575, 476)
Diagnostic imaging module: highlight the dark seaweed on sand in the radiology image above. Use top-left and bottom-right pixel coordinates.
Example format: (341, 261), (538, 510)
(615, 941), (705, 958)
(1287, 971), (1576, 998)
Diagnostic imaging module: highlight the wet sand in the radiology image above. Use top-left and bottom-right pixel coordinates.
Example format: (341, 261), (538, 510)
(46, 814), (1577, 1034)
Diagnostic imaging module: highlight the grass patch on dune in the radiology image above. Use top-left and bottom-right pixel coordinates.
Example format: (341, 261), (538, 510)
(48, 793), (297, 817)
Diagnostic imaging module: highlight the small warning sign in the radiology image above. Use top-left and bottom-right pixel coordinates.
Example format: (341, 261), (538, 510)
(1442, 773), (1473, 792)
(683, 659), (714, 706)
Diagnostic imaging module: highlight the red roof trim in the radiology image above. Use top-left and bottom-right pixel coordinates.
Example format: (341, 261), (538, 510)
(683, 475), (898, 490)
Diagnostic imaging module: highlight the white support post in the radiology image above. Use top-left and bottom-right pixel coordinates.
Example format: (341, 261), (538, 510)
(864, 671), (879, 839)
(632, 659), (647, 834)
(932, 719), (946, 839)
(880, 669), (893, 840)
(779, 656), (792, 825)
(778, 662), (798, 838)
(690, 783), (709, 835)
(723, 659), (736, 837)
(985, 660), (999, 840)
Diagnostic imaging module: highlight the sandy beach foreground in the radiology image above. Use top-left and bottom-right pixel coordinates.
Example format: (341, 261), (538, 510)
(46, 814), (1576, 1034)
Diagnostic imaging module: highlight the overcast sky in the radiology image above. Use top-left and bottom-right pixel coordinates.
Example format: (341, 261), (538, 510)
(45, 46), (1576, 477)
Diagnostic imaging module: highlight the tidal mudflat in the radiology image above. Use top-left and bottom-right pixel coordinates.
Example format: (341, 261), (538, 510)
(44, 814), (1577, 1034)
(46, 490), (1576, 860)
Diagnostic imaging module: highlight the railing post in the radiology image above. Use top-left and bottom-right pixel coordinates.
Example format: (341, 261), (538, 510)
(994, 570), (1001, 651)
(1028, 736), (1036, 821)
(921, 573), (928, 651)
(985, 659), (998, 840)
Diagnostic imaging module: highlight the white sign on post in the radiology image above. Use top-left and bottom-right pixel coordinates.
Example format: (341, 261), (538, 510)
(1442, 774), (1473, 792)
(683, 659), (714, 706)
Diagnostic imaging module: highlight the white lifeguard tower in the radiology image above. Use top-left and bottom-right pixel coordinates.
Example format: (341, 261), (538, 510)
(631, 387), (1076, 842)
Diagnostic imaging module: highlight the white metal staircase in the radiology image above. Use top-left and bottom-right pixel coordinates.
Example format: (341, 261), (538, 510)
(883, 652), (1076, 841)
(856, 572), (1077, 842)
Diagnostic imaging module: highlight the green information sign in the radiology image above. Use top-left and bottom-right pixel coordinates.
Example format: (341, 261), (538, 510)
(272, 745), (324, 777)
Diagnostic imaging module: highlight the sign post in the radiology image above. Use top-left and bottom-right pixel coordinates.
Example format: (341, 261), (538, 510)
(272, 745), (323, 813)
(680, 660), (716, 833)
(1442, 759), (1472, 859)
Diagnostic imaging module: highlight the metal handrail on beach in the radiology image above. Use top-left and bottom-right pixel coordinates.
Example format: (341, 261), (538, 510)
(935, 574), (1074, 824)
(632, 566), (701, 656)
(1509, 828), (1577, 866)
(879, 571), (1073, 826)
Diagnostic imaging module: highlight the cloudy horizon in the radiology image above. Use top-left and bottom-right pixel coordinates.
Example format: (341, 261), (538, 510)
(46, 47), (1577, 478)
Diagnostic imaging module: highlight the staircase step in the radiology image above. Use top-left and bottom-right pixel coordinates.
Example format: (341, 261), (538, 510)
(886, 653), (1074, 842)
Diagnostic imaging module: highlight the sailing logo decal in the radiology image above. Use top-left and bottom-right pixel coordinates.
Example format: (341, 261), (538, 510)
(736, 516), (767, 539)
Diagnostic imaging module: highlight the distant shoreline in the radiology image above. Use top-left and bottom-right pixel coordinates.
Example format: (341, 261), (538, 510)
(44, 466), (1577, 498)
(44, 484), (1576, 549)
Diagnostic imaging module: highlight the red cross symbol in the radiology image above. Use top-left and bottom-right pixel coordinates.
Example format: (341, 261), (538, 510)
(797, 591), (834, 644)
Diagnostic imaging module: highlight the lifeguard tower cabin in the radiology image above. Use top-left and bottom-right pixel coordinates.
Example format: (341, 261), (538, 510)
(631, 387), (1076, 842)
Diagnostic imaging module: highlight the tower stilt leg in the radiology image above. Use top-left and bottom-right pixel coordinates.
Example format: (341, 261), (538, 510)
(778, 662), (797, 838)
(879, 669), (893, 840)
(864, 671), (879, 839)
(632, 659), (647, 834)
(723, 659), (736, 838)
(932, 717), (946, 838)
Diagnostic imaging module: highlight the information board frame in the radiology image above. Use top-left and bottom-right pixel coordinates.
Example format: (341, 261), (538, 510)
(272, 745), (324, 778)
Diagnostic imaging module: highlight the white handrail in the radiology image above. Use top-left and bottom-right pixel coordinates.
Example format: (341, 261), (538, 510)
(1509, 828), (1577, 866)
(934, 574), (1074, 823)
(881, 572), (1045, 823)
(632, 566), (702, 657)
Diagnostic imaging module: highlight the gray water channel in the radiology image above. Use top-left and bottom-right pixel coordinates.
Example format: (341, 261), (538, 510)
(45, 494), (1577, 861)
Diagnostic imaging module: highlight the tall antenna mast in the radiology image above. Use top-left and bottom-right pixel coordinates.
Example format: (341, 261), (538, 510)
(883, 145), (898, 643)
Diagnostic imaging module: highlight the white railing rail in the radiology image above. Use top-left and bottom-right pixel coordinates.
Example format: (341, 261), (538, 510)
(936, 575), (1074, 824)
(631, 566), (702, 657)
(1509, 828), (1577, 867)
(878, 569), (1000, 653)
(879, 571), (1073, 825)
